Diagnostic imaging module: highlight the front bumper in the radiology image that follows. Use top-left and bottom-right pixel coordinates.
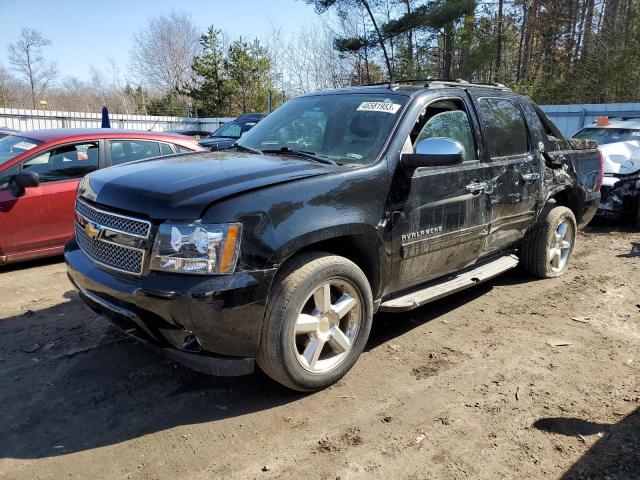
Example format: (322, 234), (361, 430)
(65, 238), (277, 376)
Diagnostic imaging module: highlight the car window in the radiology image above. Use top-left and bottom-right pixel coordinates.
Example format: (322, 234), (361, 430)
(239, 93), (408, 165)
(177, 146), (193, 154)
(22, 142), (99, 183)
(524, 103), (570, 152)
(414, 110), (476, 162)
(574, 127), (640, 145)
(0, 164), (20, 190)
(532, 105), (564, 140)
(109, 140), (161, 165)
(215, 122), (242, 138)
(478, 98), (529, 158)
(160, 143), (174, 156)
(0, 135), (42, 167)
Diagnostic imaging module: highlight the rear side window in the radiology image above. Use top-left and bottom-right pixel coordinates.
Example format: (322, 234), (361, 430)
(533, 105), (563, 140)
(177, 146), (193, 154)
(109, 140), (161, 165)
(478, 98), (528, 158)
(160, 143), (174, 155)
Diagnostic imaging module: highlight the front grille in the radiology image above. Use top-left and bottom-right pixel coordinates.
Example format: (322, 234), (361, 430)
(75, 223), (145, 275)
(76, 198), (150, 238)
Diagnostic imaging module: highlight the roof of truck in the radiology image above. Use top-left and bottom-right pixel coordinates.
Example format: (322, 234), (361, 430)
(305, 79), (515, 97)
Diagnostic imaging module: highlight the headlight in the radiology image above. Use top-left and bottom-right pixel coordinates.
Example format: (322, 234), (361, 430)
(150, 223), (242, 275)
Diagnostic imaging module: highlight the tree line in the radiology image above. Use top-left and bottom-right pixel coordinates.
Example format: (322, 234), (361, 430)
(1, 1), (639, 118)
(311, 0), (640, 103)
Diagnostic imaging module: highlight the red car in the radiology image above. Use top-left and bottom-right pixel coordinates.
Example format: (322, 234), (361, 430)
(0, 129), (204, 265)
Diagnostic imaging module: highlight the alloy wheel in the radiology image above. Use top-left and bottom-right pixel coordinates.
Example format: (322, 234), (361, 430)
(292, 279), (362, 374)
(548, 219), (573, 273)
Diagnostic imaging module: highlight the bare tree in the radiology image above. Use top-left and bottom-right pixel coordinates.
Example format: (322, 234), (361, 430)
(7, 28), (57, 109)
(267, 22), (353, 97)
(0, 66), (20, 108)
(130, 11), (200, 94)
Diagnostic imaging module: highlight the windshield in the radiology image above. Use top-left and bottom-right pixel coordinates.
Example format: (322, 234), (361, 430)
(574, 127), (640, 145)
(238, 93), (408, 165)
(0, 135), (42, 167)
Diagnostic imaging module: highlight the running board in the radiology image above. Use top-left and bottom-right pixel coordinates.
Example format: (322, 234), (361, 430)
(379, 254), (519, 312)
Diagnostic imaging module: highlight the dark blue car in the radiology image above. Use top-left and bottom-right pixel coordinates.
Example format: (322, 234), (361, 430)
(199, 113), (265, 151)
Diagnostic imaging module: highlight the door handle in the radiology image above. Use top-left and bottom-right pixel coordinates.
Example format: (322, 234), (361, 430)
(522, 173), (541, 183)
(466, 181), (488, 194)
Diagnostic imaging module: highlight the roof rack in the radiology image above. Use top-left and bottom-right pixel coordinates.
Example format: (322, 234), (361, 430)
(365, 78), (511, 91)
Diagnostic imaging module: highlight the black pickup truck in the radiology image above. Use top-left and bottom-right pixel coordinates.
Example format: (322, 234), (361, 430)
(64, 81), (601, 391)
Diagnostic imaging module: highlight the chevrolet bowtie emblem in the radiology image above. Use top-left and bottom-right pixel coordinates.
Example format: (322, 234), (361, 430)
(84, 222), (101, 239)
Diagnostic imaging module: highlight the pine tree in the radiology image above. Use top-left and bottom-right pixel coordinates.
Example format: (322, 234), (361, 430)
(190, 27), (229, 117)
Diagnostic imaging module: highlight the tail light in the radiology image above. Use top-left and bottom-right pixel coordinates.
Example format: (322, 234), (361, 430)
(597, 149), (604, 191)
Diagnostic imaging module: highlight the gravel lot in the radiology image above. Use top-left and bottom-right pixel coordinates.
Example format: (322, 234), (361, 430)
(1, 221), (638, 480)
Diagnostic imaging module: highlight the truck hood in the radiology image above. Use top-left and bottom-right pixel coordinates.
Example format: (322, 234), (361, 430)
(78, 151), (335, 220)
(599, 140), (640, 176)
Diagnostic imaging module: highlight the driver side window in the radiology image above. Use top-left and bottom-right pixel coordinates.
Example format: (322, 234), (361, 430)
(22, 142), (99, 183)
(409, 99), (477, 162)
(0, 165), (19, 190)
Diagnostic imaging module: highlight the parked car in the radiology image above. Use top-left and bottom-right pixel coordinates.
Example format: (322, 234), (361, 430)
(199, 113), (265, 151)
(574, 116), (640, 226)
(0, 127), (19, 139)
(0, 129), (204, 265)
(167, 129), (214, 140)
(65, 81), (601, 391)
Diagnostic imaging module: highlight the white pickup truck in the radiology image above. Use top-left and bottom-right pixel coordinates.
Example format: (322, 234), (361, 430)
(574, 117), (640, 227)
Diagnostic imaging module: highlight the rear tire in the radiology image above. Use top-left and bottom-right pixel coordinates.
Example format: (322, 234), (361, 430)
(257, 252), (373, 391)
(520, 205), (577, 278)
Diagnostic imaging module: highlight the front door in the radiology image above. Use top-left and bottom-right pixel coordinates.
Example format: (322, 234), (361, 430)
(389, 96), (493, 293)
(0, 141), (100, 260)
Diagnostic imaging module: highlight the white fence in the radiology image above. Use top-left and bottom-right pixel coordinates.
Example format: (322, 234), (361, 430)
(540, 103), (640, 137)
(0, 107), (234, 133)
(3, 104), (640, 139)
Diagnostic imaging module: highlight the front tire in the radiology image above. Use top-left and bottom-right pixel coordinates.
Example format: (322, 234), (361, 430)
(257, 252), (373, 391)
(520, 205), (577, 278)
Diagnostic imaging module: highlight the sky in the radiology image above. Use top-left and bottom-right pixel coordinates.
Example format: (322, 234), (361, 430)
(0, 0), (320, 81)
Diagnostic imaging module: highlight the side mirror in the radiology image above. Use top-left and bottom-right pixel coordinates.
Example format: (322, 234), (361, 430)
(402, 137), (465, 169)
(10, 170), (39, 197)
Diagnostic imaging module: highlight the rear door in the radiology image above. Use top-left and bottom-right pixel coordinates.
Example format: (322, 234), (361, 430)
(0, 141), (101, 259)
(469, 94), (542, 251)
(390, 95), (494, 292)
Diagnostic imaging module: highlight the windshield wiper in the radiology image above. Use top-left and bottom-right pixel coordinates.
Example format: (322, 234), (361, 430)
(262, 147), (337, 165)
(226, 143), (263, 155)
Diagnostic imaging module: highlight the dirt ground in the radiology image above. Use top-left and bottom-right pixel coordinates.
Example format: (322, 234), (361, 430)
(0, 221), (638, 480)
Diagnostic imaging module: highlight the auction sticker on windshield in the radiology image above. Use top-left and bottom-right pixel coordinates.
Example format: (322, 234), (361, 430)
(357, 102), (402, 114)
(13, 141), (38, 150)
